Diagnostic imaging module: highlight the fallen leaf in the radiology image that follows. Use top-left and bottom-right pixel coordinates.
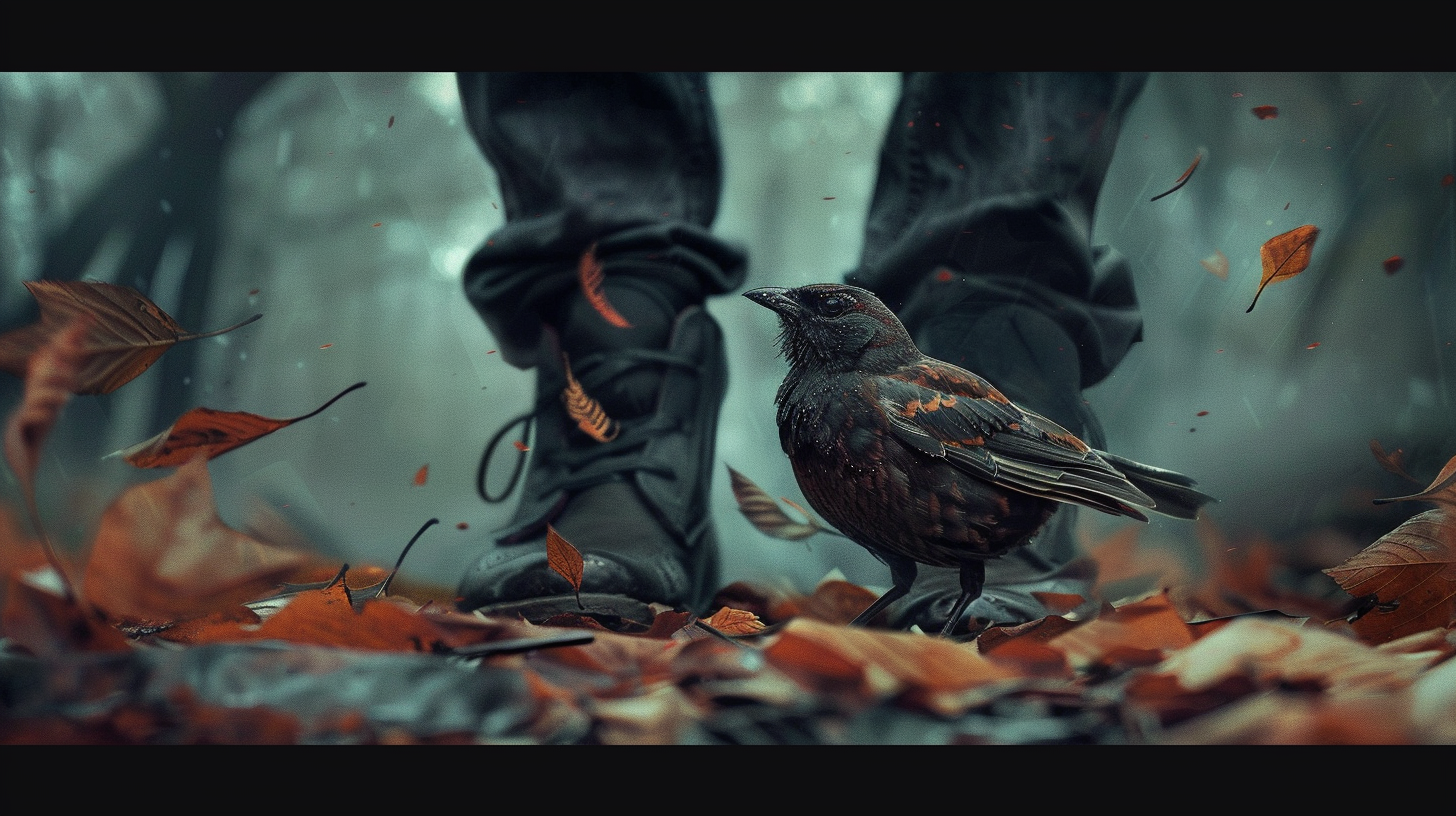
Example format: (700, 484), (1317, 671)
(115, 382), (366, 468)
(1151, 150), (1203, 202)
(1246, 224), (1319, 312)
(560, 353), (619, 443)
(727, 465), (826, 542)
(546, 525), (585, 608)
(0, 280), (261, 395)
(578, 242), (632, 328)
(1199, 249), (1229, 280)
(701, 606), (767, 636)
(1324, 498), (1456, 643)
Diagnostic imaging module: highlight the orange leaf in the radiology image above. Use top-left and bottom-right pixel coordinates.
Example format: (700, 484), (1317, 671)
(81, 456), (315, 623)
(560, 354), (619, 443)
(414, 464), (429, 486)
(546, 524), (585, 607)
(577, 242), (632, 328)
(3, 316), (93, 600)
(115, 382), (365, 468)
(726, 465), (824, 541)
(701, 606), (767, 635)
(1199, 249), (1229, 280)
(235, 578), (453, 652)
(1246, 224), (1319, 312)
(1150, 150), (1203, 202)
(0, 280), (261, 395)
(1046, 591), (1195, 670)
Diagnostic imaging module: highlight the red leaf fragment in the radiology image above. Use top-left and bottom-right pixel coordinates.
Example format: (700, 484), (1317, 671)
(1383, 256), (1404, 276)
(1252, 105), (1279, 119)
(1306, 342), (1320, 349)
(1151, 151), (1203, 201)
(512, 440), (529, 452)
(1197, 411), (1210, 417)
(1442, 174), (1454, 187)
(414, 465), (428, 486)
(372, 222), (382, 228)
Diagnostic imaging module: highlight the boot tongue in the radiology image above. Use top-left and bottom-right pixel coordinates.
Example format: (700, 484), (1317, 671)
(549, 277), (681, 420)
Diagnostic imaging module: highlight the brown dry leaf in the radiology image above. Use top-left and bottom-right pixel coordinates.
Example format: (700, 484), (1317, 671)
(116, 382), (366, 468)
(763, 618), (1019, 710)
(702, 606), (767, 636)
(1199, 249), (1230, 280)
(81, 455), (315, 623)
(1323, 509), (1456, 645)
(0, 570), (132, 657)
(727, 465), (824, 542)
(1150, 150), (1203, 202)
(546, 524), (585, 607)
(231, 577), (454, 652)
(1246, 224), (1319, 312)
(0, 280), (261, 395)
(577, 242), (631, 328)
(560, 354), (619, 443)
(1373, 452), (1456, 507)
(1046, 591), (1196, 671)
(1370, 439), (1420, 484)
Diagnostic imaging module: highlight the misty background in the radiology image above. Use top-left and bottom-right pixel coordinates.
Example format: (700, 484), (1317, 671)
(2, 72), (1453, 600)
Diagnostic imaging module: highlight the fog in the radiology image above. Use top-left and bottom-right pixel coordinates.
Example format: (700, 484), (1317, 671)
(2, 72), (1452, 597)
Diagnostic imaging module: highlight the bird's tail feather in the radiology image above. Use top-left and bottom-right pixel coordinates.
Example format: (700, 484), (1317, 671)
(1097, 451), (1217, 519)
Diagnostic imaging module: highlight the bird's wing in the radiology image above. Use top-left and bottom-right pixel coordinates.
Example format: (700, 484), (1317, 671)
(870, 368), (1154, 519)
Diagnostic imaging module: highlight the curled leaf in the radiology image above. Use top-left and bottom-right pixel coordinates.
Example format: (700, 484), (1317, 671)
(1246, 224), (1319, 313)
(546, 524), (585, 608)
(578, 242), (632, 328)
(0, 280), (262, 395)
(1151, 150), (1204, 202)
(727, 465), (823, 542)
(114, 382), (366, 468)
(560, 354), (619, 443)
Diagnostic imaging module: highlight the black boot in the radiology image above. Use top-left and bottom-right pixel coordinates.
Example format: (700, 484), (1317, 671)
(456, 274), (727, 625)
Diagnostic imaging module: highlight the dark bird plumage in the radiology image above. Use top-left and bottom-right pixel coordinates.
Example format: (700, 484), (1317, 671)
(744, 283), (1217, 637)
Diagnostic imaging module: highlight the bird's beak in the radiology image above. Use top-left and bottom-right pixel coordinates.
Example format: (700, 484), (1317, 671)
(743, 287), (799, 315)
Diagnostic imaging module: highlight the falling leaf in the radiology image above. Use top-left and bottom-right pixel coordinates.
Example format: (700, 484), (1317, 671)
(546, 525), (585, 608)
(3, 316), (93, 601)
(577, 242), (632, 328)
(1196, 411), (1210, 417)
(1370, 439), (1420, 484)
(513, 440), (529, 452)
(1246, 224), (1319, 312)
(1306, 342), (1321, 349)
(1251, 105), (1279, 119)
(319, 343), (334, 349)
(414, 464), (429, 486)
(1151, 150), (1203, 201)
(81, 455), (316, 623)
(560, 353), (619, 443)
(0, 280), (261, 395)
(1384, 256), (1404, 276)
(387, 115), (395, 128)
(114, 382), (366, 468)
(1199, 249), (1229, 280)
(727, 465), (824, 541)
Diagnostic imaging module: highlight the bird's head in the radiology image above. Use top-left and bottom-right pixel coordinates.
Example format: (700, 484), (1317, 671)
(744, 283), (920, 372)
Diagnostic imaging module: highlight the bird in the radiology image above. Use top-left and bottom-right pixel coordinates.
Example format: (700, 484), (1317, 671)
(744, 283), (1216, 638)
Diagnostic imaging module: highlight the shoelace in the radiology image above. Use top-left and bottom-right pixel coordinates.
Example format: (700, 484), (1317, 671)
(477, 347), (699, 504)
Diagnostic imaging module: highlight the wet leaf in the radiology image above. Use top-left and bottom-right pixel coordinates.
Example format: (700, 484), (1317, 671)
(1150, 150), (1203, 201)
(727, 465), (825, 541)
(1246, 224), (1319, 312)
(114, 382), (366, 468)
(578, 242), (632, 328)
(546, 524), (585, 608)
(0, 280), (261, 395)
(560, 353), (619, 443)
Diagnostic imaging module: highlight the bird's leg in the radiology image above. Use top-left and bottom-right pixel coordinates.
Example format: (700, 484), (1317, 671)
(849, 552), (918, 628)
(938, 560), (987, 638)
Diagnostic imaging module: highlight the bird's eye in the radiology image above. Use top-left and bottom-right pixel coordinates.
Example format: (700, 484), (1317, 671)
(820, 295), (848, 317)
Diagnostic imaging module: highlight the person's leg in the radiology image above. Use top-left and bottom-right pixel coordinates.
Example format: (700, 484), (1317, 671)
(846, 72), (1150, 633)
(453, 73), (747, 622)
